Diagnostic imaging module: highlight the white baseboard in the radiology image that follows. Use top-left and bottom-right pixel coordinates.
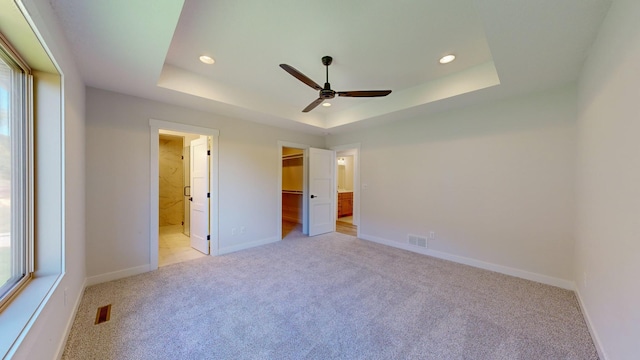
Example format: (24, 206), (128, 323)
(219, 236), (280, 255)
(359, 233), (574, 290)
(55, 278), (87, 360)
(574, 286), (608, 360)
(85, 264), (151, 286)
(85, 236), (282, 285)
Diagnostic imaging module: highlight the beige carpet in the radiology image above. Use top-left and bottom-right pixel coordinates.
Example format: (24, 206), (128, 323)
(63, 229), (598, 359)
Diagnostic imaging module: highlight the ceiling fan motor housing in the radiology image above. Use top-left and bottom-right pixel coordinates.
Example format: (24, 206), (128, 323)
(321, 87), (335, 99)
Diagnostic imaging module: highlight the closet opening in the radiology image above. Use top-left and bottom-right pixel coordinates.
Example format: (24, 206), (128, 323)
(281, 146), (305, 239)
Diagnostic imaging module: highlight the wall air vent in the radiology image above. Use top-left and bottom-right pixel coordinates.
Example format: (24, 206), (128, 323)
(408, 234), (427, 248)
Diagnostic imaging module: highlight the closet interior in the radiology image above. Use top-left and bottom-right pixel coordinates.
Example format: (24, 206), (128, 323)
(282, 147), (304, 234)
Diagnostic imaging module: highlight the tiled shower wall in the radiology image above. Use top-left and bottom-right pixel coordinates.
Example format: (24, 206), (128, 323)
(159, 135), (184, 226)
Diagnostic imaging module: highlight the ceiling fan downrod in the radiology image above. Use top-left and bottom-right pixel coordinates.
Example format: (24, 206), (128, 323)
(322, 56), (332, 89)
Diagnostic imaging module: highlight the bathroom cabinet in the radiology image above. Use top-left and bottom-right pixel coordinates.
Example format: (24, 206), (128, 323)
(337, 191), (353, 218)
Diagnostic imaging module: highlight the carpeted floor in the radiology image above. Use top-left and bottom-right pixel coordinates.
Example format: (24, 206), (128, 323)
(62, 229), (598, 359)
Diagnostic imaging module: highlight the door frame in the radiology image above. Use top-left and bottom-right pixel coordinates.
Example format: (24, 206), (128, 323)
(278, 141), (309, 238)
(149, 119), (220, 270)
(182, 143), (191, 236)
(330, 143), (360, 238)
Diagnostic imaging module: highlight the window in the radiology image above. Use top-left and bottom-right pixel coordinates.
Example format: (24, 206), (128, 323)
(0, 33), (33, 311)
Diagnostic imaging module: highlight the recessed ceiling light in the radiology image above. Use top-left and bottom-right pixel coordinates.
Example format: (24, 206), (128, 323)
(199, 55), (215, 65)
(439, 54), (456, 64)
(322, 102), (331, 107)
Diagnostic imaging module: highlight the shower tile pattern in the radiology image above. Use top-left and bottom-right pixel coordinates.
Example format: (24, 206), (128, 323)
(159, 135), (184, 226)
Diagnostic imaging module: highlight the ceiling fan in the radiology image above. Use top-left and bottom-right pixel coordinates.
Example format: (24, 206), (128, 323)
(279, 56), (392, 112)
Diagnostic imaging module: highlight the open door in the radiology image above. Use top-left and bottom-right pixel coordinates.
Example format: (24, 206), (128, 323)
(309, 147), (336, 236)
(190, 136), (210, 254)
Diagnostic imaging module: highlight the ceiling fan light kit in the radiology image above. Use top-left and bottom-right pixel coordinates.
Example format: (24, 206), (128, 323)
(439, 54), (456, 64)
(279, 56), (392, 112)
(199, 55), (215, 64)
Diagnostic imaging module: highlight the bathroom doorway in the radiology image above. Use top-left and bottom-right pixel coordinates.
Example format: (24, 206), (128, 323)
(157, 130), (210, 267)
(149, 119), (220, 271)
(333, 145), (360, 237)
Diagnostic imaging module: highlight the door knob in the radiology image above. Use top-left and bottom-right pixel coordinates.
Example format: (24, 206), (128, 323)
(310, 195), (317, 198)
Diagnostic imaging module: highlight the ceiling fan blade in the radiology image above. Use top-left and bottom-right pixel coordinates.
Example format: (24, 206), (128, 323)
(279, 64), (323, 91)
(302, 98), (324, 112)
(337, 90), (392, 97)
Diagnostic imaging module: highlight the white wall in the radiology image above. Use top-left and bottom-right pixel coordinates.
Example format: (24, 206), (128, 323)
(327, 85), (577, 286)
(9, 0), (86, 359)
(575, 0), (640, 358)
(85, 88), (324, 278)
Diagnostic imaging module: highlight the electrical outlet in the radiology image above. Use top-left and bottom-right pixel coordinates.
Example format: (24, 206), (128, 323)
(231, 228), (237, 236)
(64, 288), (68, 307)
(429, 231), (435, 239)
(240, 226), (246, 234)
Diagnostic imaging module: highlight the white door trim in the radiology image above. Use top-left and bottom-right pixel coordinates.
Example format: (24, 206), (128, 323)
(149, 119), (220, 270)
(278, 141), (309, 238)
(330, 143), (360, 238)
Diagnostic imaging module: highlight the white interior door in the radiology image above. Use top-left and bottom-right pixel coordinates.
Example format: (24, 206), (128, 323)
(190, 136), (209, 254)
(309, 148), (336, 236)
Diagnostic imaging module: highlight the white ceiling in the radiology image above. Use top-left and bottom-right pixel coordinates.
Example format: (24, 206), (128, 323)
(50, 0), (611, 135)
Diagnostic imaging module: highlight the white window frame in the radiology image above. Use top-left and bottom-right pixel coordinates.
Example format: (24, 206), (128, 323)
(0, 32), (34, 312)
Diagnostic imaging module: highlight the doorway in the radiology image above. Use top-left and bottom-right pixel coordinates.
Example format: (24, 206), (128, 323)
(333, 145), (360, 237)
(278, 143), (340, 239)
(279, 141), (309, 239)
(149, 120), (220, 271)
(157, 131), (209, 267)
(282, 146), (304, 238)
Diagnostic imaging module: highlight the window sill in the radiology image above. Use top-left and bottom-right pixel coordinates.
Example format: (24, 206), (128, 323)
(0, 274), (62, 359)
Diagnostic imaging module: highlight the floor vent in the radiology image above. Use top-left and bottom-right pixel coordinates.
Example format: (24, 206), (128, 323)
(408, 234), (427, 248)
(95, 304), (112, 325)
